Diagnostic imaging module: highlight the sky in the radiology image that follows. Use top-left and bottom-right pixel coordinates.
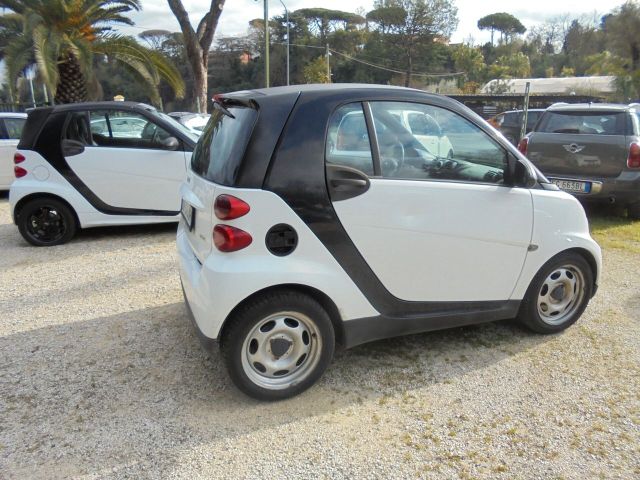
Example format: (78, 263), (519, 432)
(126, 0), (618, 45)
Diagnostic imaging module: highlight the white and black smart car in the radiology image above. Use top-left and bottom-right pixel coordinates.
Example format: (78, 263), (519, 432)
(178, 85), (602, 400)
(10, 101), (198, 246)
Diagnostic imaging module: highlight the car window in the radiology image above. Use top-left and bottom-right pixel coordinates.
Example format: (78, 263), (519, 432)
(369, 101), (507, 184)
(2, 117), (26, 139)
(191, 105), (257, 185)
(63, 112), (92, 145)
(538, 111), (626, 135)
(89, 110), (176, 149)
(325, 103), (374, 176)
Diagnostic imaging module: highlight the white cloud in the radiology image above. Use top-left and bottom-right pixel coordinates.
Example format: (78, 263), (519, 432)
(127, 0), (620, 44)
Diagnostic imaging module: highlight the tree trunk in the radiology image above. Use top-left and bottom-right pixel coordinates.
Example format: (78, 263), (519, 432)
(55, 53), (88, 104)
(167, 0), (225, 113)
(404, 50), (413, 88)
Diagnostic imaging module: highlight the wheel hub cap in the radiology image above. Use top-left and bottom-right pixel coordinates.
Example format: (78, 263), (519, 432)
(536, 265), (585, 325)
(269, 337), (293, 358)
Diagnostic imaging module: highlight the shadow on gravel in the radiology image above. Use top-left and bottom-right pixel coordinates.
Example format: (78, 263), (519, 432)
(0, 300), (550, 478)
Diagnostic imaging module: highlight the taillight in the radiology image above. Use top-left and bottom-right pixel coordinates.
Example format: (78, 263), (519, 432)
(213, 224), (252, 252)
(14, 166), (27, 178)
(14, 152), (25, 164)
(214, 194), (250, 220)
(517, 137), (529, 155)
(627, 142), (640, 169)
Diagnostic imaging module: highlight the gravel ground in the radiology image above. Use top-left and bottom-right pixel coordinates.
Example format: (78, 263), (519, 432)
(0, 193), (639, 479)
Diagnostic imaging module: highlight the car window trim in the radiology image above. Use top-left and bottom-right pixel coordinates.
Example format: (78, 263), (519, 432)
(362, 102), (382, 177)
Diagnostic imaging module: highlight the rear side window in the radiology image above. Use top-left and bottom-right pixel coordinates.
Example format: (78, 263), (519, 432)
(2, 117), (26, 139)
(538, 111), (627, 135)
(191, 105), (257, 185)
(326, 103), (374, 175)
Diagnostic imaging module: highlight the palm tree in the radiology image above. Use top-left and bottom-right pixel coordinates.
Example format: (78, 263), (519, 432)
(0, 0), (184, 105)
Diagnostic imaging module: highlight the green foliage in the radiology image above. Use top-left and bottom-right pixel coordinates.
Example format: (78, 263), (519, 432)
(0, 0), (184, 104)
(303, 56), (330, 83)
(478, 12), (526, 45)
(452, 43), (485, 85)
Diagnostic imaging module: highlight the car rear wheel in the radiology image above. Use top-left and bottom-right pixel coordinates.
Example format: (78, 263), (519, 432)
(628, 202), (640, 220)
(17, 198), (77, 246)
(222, 291), (335, 400)
(517, 252), (593, 334)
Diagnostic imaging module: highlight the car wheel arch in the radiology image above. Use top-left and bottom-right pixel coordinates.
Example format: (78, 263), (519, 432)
(14, 192), (80, 229)
(217, 283), (345, 349)
(537, 247), (598, 295)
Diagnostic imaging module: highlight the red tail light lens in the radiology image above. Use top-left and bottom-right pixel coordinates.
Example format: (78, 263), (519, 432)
(14, 166), (27, 178)
(213, 224), (252, 252)
(214, 194), (250, 220)
(517, 137), (529, 155)
(14, 152), (25, 164)
(627, 142), (640, 169)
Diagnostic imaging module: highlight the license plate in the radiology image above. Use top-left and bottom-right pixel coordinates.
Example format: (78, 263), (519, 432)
(181, 200), (195, 231)
(551, 179), (591, 194)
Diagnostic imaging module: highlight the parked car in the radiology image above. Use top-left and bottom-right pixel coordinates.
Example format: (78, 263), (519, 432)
(0, 112), (27, 190)
(168, 112), (210, 134)
(178, 84), (601, 400)
(518, 103), (640, 219)
(488, 109), (545, 145)
(10, 101), (198, 246)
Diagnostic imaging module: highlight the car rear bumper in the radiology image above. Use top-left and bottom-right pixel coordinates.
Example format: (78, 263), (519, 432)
(548, 171), (640, 205)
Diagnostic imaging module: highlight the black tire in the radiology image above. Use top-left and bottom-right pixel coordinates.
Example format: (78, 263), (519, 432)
(628, 202), (640, 220)
(17, 197), (77, 246)
(221, 291), (335, 401)
(517, 252), (593, 334)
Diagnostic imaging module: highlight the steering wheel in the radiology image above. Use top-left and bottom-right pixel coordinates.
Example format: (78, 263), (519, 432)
(381, 141), (405, 175)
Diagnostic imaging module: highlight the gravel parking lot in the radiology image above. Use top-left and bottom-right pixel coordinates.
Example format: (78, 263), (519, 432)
(1, 194), (639, 479)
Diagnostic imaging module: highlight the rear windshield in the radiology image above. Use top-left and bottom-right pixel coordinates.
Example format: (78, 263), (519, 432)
(190, 105), (257, 185)
(537, 111), (628, 135)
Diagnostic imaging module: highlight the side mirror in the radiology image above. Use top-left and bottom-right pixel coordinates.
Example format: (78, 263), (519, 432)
(159, 136), (180, 150)
(61, 139), (85, 157)
(507, 154), (537, 188)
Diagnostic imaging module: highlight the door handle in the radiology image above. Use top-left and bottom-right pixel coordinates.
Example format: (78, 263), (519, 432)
(330, 177), (368, 188)
(326, 164), (371, 201)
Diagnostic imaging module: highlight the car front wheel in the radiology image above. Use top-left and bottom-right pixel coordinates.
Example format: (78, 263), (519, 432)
(517, 252), (593, 334)
(222, 291), (335, 400)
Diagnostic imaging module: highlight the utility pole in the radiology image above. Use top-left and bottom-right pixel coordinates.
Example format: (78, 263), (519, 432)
(264, 0), (270, 88)
(326, 43), (330, 83)
(520, 81), (531, 142)
(279, 0), (289, 86)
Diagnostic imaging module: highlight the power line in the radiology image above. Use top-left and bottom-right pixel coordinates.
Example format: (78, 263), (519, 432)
(272, 41), (464, 78)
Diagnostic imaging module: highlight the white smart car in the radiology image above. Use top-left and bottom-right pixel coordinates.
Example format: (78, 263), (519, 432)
(177, 85), (602, 400)
(10, 102), (198, 245)
(0, 112), (27, 190)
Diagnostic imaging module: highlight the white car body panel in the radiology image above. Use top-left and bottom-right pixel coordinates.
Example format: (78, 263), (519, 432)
(9, 150), (180, 227)
(0, 138), (18, 189)
(177, 180), (379, 340)
(511, 189), (602, 299)
(65, 147), (188, 211)
(332, 179), (534, 302)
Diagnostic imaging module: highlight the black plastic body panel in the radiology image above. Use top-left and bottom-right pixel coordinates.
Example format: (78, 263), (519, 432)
(342, 301), (521, 348)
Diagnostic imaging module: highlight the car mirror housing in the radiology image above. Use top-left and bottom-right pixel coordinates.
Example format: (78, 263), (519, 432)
(160, 136), (180, 150)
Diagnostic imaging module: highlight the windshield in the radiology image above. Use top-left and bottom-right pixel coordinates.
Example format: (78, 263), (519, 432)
(156, 112), (200, 142)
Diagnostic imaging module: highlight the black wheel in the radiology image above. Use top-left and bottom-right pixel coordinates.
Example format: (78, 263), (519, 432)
(17, 198), (77, 246)
(517, 252), (593, 334)
(628, 202), (640, 220)
(221, 291), (335, 401)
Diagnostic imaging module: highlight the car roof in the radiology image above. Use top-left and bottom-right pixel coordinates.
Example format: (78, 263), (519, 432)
(223, 83), (432, 102)
(0, 112), (28, 118)
(547, 103), (632, 112)
(499, 109), (546, 115)
(31, 101), (158, 114)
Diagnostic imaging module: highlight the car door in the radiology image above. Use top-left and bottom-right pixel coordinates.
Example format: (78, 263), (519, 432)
(0, 116), (26, 188)
(63, 109), (187, 212)
(326, 101), (533, 302)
